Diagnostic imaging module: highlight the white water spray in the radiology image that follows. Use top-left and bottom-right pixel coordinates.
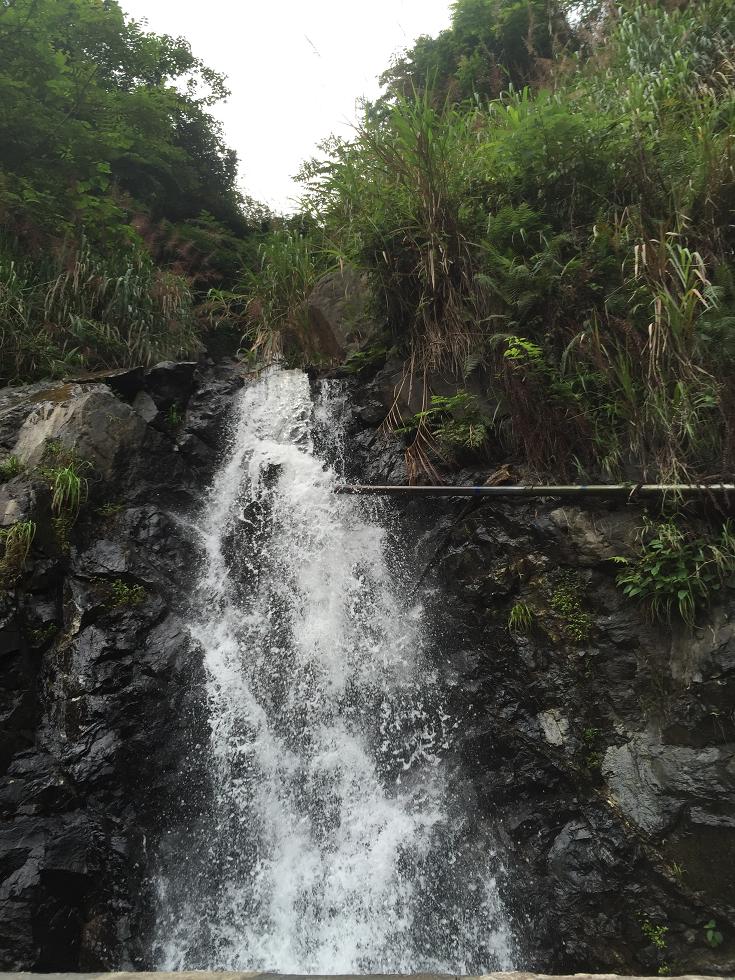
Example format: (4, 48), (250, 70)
(154, 368), (514, 973)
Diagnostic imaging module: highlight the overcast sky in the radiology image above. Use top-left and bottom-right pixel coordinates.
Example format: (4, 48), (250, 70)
(121, 1), (453, 212)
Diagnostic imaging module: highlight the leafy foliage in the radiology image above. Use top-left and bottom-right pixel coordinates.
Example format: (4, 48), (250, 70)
(704, 919), (724, 949)
(108, 578), (146, 608)
(273, 0), (735, 484)
(0, 0), (267, 383)
(0, 0), (244, 238)
(396, 390), (492, 476)
(641, 920), (669, 951)
(614, 519), (735, 624)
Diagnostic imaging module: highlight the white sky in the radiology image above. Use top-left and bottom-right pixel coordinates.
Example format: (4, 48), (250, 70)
(121, 1), (453, 212)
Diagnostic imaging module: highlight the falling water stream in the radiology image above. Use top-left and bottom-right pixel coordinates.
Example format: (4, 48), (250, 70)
(154, 367), (515, 973)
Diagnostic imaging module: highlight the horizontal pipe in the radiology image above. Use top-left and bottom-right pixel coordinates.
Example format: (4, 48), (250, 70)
(334, 484), (735, 498)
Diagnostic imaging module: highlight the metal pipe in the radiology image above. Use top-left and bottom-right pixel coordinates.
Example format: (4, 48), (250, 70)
(334, 484), (735, 498)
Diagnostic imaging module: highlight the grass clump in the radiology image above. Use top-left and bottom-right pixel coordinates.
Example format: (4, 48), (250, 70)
(208, 228), (338, 365)
(0, 456), (22, 482)
(508, 600), (534, 634)
(0, 242), (201, 385)
(49, 464), (88, 519)
(614, 519), (735, 625)
(0, 521), (36, 589)
(38, 444), (91, 552)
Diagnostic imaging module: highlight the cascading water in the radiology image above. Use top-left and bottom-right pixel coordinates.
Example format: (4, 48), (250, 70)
(154, 367), (515, 974)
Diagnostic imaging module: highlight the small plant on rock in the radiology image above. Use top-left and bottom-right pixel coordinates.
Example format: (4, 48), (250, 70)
(704, 919), (724, 948)
(50, 463), (88, 518)
(97, 501), (124, 520)
(39, 445), (91, 551)
(108, 579), (146, 608)
(642, 920), (669, 950)
(0, 456), (22, 481)
(508, 600), (534, 634)
(0, 520), (36, 588)
(614, 519), (735, 624)
(29, 623), (59, 648)
(549, 570), (593, 643)
(166, 403), (184, 427)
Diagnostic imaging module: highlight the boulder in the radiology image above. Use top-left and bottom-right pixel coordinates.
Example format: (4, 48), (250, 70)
(603, 730), (735, 834)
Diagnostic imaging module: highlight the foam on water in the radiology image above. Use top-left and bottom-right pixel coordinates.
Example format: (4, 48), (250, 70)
(154, 367), (515, 973)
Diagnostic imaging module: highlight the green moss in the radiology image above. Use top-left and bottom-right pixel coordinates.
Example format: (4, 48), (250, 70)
(30, 623), (59, 648)
(108, 579), (146, 608)
(549, 571), (593, 643)
(97, 501), (124, 519)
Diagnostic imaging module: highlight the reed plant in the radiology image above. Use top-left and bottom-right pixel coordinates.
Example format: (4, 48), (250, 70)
(0, 239), (200, 384)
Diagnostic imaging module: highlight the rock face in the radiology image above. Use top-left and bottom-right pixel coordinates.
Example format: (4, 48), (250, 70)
(306, 266), (381, 359)
(344, 372), (735, 978)
(0, 359), (246, 969)
(1, 359), (734, 976)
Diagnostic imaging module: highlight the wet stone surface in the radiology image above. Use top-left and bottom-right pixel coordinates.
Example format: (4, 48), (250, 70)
(0, 360), (733, 975)
(0, 359), (247, 970)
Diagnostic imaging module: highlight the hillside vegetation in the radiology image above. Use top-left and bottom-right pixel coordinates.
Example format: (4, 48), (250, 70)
(0, 0), (267, 383)
(242, 0), (735, 486)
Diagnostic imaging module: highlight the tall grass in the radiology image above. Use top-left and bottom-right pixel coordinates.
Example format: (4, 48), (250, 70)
(0, 239), (200, 384)
(208, 229), (338, 364)
(273, 0), (735, 483)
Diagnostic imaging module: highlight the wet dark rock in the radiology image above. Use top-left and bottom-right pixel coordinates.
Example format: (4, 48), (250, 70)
(0, 359), (244, 969)
(2, 359), (735, 976)
(306, 266), (381, 359)
(339, 414), (735, 976)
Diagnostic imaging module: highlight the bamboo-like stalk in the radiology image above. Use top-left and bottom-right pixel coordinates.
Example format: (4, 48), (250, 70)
(333, 484), (735, 498)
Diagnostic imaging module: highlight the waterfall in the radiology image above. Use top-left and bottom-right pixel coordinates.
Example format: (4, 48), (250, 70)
(154, 367), (515, 974)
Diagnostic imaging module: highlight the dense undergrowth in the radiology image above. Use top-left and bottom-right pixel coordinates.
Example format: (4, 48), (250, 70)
(240, 0), (735, 486)
(0, 0), (268, 384)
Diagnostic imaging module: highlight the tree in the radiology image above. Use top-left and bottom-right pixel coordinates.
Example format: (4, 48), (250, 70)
(0, 0), (246, 243)
(379, 0), (575, 105)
